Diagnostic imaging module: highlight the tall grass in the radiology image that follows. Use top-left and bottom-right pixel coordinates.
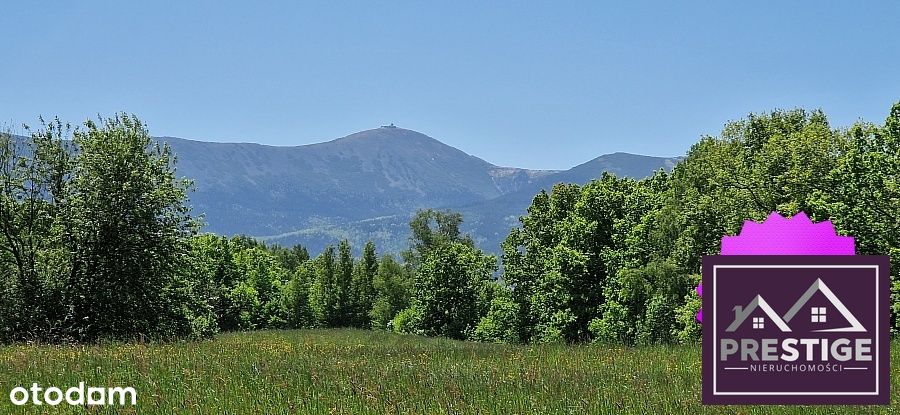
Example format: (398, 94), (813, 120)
(0, 329), (894, 414)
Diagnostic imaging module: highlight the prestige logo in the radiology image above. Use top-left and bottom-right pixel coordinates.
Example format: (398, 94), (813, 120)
(701, 213), (890, 405)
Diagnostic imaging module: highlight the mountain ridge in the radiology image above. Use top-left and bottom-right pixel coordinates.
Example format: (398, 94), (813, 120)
(163, 126), (678, 254)
(7, 127), (679, 254)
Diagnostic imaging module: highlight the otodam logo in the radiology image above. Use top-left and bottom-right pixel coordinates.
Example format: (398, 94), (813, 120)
(702, 255), (890, 404)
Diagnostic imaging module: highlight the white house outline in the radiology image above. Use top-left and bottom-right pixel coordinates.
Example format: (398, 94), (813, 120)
(782, 278), (866, 332)
(725, 295), (791, 332)
(725, 277), (866, 333)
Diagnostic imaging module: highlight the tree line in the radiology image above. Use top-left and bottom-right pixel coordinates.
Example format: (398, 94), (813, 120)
(2, 102), (900, 344)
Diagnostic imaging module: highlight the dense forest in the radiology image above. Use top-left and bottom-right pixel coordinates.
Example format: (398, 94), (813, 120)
(1, 103), (899, 345)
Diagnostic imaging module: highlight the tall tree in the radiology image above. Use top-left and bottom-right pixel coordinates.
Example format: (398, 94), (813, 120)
(402, 209), (473, 269)
(271, 244), (310, 273)
(310, 245), (337, 326)
(288, 260), (315, 329)
(351, 241), (378, 327)
(408, 242), (496, 340)
(0, 119), (73, 340)
(334, 239), (354, 326)
(370, 254), (411, 330)
(65, 114), (198, 340)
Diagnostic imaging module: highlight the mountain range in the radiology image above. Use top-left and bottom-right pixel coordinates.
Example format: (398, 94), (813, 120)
(159, 126), (679, 254)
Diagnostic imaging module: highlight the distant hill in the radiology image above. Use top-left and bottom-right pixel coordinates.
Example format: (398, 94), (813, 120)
(449, 152), (681, 252)
(163, 126), (678, 254)
(8, 127), (679, 254)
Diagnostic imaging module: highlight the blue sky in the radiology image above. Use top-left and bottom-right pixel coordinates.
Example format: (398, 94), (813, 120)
(2, 2), (898, 170)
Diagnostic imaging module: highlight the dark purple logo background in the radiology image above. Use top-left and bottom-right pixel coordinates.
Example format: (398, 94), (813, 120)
(702, 255), (889, 405)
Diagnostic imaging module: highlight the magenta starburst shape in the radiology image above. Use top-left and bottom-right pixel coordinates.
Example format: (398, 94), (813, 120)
(720, 211), (855, 255)
(695, 211), (855, 322)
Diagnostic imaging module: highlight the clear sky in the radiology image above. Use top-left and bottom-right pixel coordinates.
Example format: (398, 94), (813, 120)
(2, 2), (898, 170)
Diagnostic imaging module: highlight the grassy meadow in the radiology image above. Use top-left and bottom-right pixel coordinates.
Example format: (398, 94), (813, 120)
(0, 329), (896, 414)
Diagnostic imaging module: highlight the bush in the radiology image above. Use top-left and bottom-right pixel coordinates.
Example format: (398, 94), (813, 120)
(224, 282), (261, 331)
(391, 307), (422, 335)
(673, 276), (701, 344)
(589, 302), (629, 344)
(471, 291), (520, 343)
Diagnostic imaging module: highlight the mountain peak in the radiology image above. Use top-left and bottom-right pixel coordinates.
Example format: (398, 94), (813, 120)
(324, 127), (466, 156)
(153, 128), (677, 255)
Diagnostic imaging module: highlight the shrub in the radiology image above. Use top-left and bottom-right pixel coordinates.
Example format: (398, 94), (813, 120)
(391, 307), (422, 335)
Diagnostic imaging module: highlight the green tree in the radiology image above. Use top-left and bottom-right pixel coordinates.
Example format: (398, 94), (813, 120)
(824, 104), (900, 332)
(189, 234), (240, 331)
(673, 274), (702, 344)
(471, 283), (520, 343)
(503, 176), (656, 343)
(592, 261), (690, 345)
(0, 119), (73, 341)
(309, 245), (338, 326)
(404, 242), (496, 340)
(232, 246), (289, 328)
(334, 239), (354, 326)
(351, 241), (378, 327)
(402, 209), (473, 269)
(65, 115), (199, 340)
(270, 244), (310, 274)
(370, 255), (411, 330)
(287, 260), (315, 328)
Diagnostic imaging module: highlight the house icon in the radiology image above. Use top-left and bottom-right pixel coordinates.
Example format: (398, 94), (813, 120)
(782, 278), (865, 332)
(725, 278), (865, 333)
(726, 295), (791, 332)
